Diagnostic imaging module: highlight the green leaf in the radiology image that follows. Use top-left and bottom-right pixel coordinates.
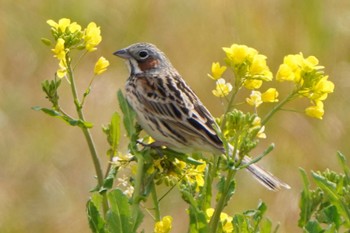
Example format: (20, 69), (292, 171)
(312, 171), (350, 227)
(109, 112), (121, 151)
(117, 90), (136, 138)
(41, 37), (52, 46)
(337, 151), (350, 182)
(304, 220), (323, 233)
(41, 79), (61, 106)
(181, 189), (209, 233)
(233, 214), (250, 233)
(106, 189), (135, 233)
(260, 218), (273, 233)
(131, 206), (144, 233)
(187, 205), (208, 232)
(199, 161), (213, 211)
(298, 168), (312, 227)
(32, 106), (93, 128)
(99, 166), (118, 194)
(86, 199), (106, 233)
(316, 205), (340, 227)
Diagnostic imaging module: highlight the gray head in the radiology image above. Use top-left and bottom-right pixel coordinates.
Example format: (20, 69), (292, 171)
(114, 42), (173, 75)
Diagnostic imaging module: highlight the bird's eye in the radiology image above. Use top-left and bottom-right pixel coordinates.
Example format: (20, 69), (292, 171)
(138, 50), (149, 59)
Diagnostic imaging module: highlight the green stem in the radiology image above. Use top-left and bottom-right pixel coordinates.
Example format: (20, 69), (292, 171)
(261, 90), (297, 126)
(209, 169), (236, 232)
(220, 87), (239, 129)
(151, 180), (161, 221)
(66, 57), (108, 215)
(132, 152), (145, 223)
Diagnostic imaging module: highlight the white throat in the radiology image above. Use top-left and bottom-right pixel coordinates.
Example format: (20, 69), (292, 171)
(126, 59), (142, 75)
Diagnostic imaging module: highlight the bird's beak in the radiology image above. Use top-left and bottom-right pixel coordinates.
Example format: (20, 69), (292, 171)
(113, 48), (130, 59)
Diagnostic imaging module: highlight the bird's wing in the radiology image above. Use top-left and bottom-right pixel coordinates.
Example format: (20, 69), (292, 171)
(132, 73), (223, 151)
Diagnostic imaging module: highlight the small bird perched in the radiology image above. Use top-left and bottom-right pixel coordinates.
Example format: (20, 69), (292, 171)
(114, 42), (290, 191)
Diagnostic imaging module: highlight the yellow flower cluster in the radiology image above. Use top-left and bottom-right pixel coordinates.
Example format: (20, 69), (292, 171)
(210, 44), (276, 108)
(173, 159), (206, 192)
(154, 216), (173, 233)
(277, 53), (334, 119)
(223, 44), (273, 89)
(46, 18), (108, 78)
(206, 208), (233, 233)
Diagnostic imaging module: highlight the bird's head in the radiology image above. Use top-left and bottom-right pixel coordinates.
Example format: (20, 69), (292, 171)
(114, 42), (172, 75)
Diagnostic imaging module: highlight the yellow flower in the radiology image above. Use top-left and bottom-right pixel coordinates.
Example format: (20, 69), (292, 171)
(251, 116), (266, 138)
(220, 212), (229, 222)
(261, 88), (279, 103)
(154, 216), (173, 233)
(243, 79), (263, 89)
(257, 125), (266, 139)
(312, 76), (335, 100)
(94, 56), (110, 75)
(276, 63), (295, 82)
(148, 158), (165, 174)
(56, 59), (67, 78)
(116, 175), (134, 197)
(84, 22), (102, 52)
(68, 22), (82, 33)
(206, 208), (214, 221)
(302, 55), (324, 72)
(223, 44), (257, 65)
(51, 38), (66, 60)
(174, 159), (186, 170)
(276, 54), (305, 83)
(187, 161), (206, 191)
(112, 153), (133, 167)
(246, 91), (262, 107)
(47, 18), (81, 34)
(205, 208), (233, 233)
(209, 62), (227, 80)
(223, 221), (233, 233)
(47, 18), (71, 32)
(249, 54), (272, 81)
(305, 101), (324, 119)
(212, 78), (233, 97)
(179, 160), (207, 192)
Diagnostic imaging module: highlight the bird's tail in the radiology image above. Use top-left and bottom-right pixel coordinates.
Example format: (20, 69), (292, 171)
(226, 144), (290, 191)
(242, 156), (290, 191)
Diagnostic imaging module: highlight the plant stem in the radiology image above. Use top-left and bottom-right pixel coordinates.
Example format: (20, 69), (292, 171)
(66, 57), (108, 215)
(261, 91), (297, 126)
(220, 87), (239, 129)
(132, 152), (145, 223)
(209, 169), (236, 232)
(151, 180), (161, 221)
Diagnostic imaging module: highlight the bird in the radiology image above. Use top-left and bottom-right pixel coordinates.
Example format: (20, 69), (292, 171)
(114, 42), (290, 191)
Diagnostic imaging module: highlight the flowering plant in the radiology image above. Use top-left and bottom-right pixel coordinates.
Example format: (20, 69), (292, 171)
(35, 18), (341, 233)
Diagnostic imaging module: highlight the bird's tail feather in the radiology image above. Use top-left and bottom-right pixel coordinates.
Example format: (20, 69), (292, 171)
(242, 156), (290, 191)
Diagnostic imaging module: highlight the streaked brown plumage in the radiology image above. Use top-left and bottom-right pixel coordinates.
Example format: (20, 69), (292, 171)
(114, 42), (290, 191)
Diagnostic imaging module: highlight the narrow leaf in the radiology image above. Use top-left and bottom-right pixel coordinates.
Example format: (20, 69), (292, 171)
(337, 151), (350, 182)
(298, 168), (312, 227)
(117, 90), (136, 138)
(99, 166), (118, 193)
(109, 112), (121, 150)
(86, 199), (106, 233)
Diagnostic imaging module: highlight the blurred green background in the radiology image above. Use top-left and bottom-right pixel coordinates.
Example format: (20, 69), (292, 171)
(1, 0), (350, 232)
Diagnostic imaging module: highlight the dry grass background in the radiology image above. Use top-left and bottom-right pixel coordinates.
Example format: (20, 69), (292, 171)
(1, 0), (350, 232)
